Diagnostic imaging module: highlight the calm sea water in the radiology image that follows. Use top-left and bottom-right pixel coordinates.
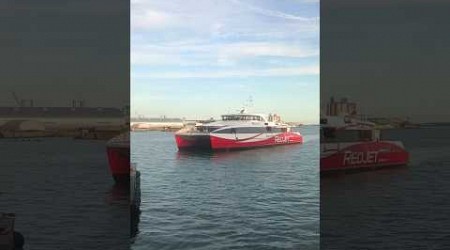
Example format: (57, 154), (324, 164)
(0, 138), (129, 250)
(131, 126), (320, 250)
(321, 128), (450, 249)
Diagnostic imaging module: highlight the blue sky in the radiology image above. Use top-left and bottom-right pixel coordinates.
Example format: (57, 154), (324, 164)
(131, 0), (319, 123)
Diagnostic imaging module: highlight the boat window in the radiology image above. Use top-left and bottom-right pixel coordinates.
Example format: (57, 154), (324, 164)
(359, 130), (372, 141)
(207, 126), (221, 132)
(281, 128), (288, 133)
(321, 128), (336, 142)
(334, 130), (359, 142)
(222, 115), (263, 121)
(215, 128), (233, 134)
(321, 128), (374, 142)
(273, 127), (281, 133)
(236, 127), (266, 133)
(266, 127), (272, 132)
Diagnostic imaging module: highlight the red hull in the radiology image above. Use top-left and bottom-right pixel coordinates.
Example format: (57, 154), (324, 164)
(321, 141), (409, 173)
(211, 132), (302, 149)
(106, 132), (130, 182)
(176, 132), (303, 150)
(175, 134), (211, 149)
(106, 147), (130, 181)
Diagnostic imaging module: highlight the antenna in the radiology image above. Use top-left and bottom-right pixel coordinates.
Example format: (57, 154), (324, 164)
(247, 95), (253, 108)
(239, 95), (254, 113)
(11, 91), (21, 107)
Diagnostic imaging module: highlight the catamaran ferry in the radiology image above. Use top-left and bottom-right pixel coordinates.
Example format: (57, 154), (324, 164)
(175, 110), (303, 150)
(320, 115), (409, 173)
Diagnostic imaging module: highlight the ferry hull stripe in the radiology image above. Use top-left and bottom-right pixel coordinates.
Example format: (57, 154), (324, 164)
(175, 132), (303, 150)
(210, 132), (302, 149)
(321, 141), (409, 172)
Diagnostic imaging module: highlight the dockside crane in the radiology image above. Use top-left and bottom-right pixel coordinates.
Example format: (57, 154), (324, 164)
(10, 91), (34, 107)
(11, 91), (21, 107)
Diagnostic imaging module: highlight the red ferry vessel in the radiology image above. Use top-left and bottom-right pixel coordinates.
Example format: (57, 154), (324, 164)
(175, 110), (303, 150)
(320, 116), (409, 173)
(106, 132), (130, 182)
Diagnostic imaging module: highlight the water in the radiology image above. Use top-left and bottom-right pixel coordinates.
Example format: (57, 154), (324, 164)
(321, 128), (450, 249)
(131, 126), (320, 250)
(0, 138), (129, 250)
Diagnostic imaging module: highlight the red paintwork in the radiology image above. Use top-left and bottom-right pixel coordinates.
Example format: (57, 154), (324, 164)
(106, 132), (130, 182)
(106, 147), (130, 176)
(175, 134), (211, 149)
(321, 141), (409, 172)
(211, 132), (302, 149)
(175, 135), (191, 148)
(176, 132), (303, 150)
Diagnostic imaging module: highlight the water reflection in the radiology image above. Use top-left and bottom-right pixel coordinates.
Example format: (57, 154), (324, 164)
(175, 144), (303, 162)
(131, 128), (319, 249)
(106, 182), (141, 241)
(106, 183), (129, 205)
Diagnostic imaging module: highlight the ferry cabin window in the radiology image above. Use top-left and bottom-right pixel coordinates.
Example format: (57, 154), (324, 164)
(215, 128), (233, 134)
(322, 129), (372, 142)
(265, 127), (284, 133)
(207, 126), (221, 132)
(334, 130), (359, 142)
(215, 127), (265, 134)
(222, 115), (262, 121)
(236, 127), (266, 133)
(359, 130), (372, 141)
(322, 128), (336, 140)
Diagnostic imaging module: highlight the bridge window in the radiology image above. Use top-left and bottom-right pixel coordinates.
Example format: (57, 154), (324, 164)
(236, 127), (266, 133)
(222, 115), (263, 121)
(321, 128), (373, 142)
(215, 128), (233, 133)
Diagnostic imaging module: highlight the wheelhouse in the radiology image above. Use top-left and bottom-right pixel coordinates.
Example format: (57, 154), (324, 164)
(221, 114), (267, 122)
(320, 116), (380, 143)
(213, 126), (289, 134)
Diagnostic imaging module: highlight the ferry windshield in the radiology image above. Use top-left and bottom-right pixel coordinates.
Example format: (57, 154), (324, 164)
(222, 115), (262, 121)
(321, 128), (373, 142)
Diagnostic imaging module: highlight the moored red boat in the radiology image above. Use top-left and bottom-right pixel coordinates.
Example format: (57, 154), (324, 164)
(106, 132), (130, 182)
(0, 213), (24, 250)
(320, 116), (409, 173)
(175, 110), (303, 151)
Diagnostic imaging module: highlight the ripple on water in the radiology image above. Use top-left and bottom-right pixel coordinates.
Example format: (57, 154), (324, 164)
(131, 127), (319, 249)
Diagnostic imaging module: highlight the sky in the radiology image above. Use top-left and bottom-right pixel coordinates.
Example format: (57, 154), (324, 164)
(0, 0), (129, 108)
(131, 0), (319, 124)
(321, 0), (450, 122)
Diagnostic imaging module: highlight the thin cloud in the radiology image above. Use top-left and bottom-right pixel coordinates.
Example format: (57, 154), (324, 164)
(131, 0), (319, 122)
(218, 42), (318, 59)
(131, 0), (318, 33)
(229, 0), (315, 22)
(132, 42), (318, 66)
(132, 66), (319, 79)
(132, 9), (176, 30)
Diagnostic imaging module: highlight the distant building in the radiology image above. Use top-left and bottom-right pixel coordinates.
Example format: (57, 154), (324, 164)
(326, 97), (357, 116)
(0, 107), (126, 130)
(130, 117), (183, 123)
(0, 120), (47, 138)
